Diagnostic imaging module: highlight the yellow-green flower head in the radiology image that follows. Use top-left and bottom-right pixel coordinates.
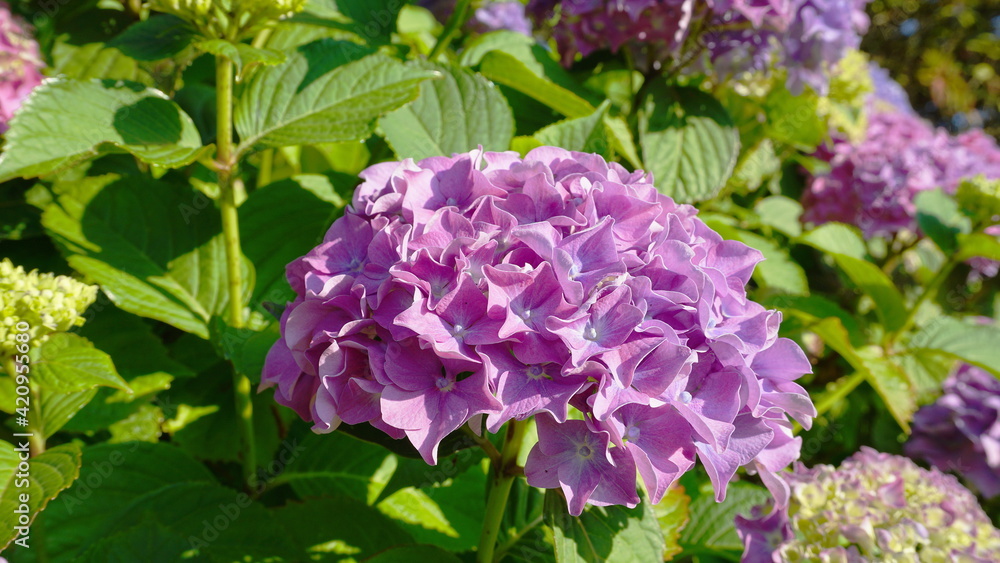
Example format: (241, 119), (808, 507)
(150, 0), (306, 39)
(819, 49), (873, 143)
(737, 448), (1000, 562)
(957, 175), (1000, 226)
(0, 259), (97, 358)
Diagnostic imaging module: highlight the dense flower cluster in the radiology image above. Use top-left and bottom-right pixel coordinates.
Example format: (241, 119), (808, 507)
(0, 2), (42, 133)
(262, 148), (815, 515)
(151, 0), (305, 38)
(526, 0), (869, 94)
(421, 0), (532, 36)
(0, 259), (98, 359)
(802, 70), (1000, 238)
(737, 448), (1000, 562)
(906, 363), (1000, 499)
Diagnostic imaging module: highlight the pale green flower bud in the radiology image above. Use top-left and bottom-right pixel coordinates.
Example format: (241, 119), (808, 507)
(150, 0), (306, 39)
(0, 259), (98, 359)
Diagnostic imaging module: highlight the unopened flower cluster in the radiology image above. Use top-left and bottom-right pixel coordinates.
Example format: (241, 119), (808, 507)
(803, 68), (1000, 239)
(150, 0), (305, 38)
(0, 259), (98, 359)
(737, 448), (1000, 562)
(526, 0), (869, 95)
(906, 363), (1000, 499)
(0, 2), (42, 132)
(263, 147), (815, 515)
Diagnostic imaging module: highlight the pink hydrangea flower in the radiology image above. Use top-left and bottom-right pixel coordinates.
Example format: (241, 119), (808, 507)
(0, 2), (43, 132)
(263, 147), (815, 515)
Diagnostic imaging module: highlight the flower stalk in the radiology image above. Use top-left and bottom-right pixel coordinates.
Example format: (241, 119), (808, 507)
(477, 420), (526, 563)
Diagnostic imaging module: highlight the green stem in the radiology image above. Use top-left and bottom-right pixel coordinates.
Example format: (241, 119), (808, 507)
(257, 149), (274, 189)
(429, 0), (472, 59)
(493, 514), (543, 561)
(814, 370), (867, 419)
(4, 357), (45, 456)
(462, 426), (501, 466)
(215, 54), (257, 490)
(477, 420), (526, 563)
(888, 256), (959, 347)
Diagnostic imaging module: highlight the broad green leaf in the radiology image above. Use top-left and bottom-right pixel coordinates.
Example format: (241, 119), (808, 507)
(654, 486), (690, 561)
(956, 232), (1000, 261)
(0, 79), (207, 182)
(300, 0), (405, 45)
(638, 85), (739, 203)
(32, 333), (130, 394)
(275, 495), (415, 561)
(914, 189), (971, 254)
(365, 545), (463, 563)
(0, 444), (82, 551)
(755, 195), (803, 238)
(895, 349), (956, 404)
(235, 40), (435, 153)
(108, 15), (195, 61)
(831, 254), (908, 333)
(909, 316), (1000, 376)
(0, 441), (16, 489)
(77, 518), (188, 563)
(50, 42), (151, 84)
(240, 176), (342, 308)
(41, 175), (254, 339)
(798, 222), (867, 260)
(808, 317), (867, 371)
(856, 347), (916, 432)
(196, 39), (285, 74)
(730, 139), (781, 193)
(380, 61), (514, 160)
(730, 229), (809, 295)
(545, 489), (666, 563)
(764, 294), (864, 347)
(479, 51), (595, 118)
(459, 29), (536, 67)
(603, 115), (643, 168)
(763, 85), (826, 149)
(40, 389), (99, 438)
(679, 482), (769, 555)
(534, 101), (611, 155)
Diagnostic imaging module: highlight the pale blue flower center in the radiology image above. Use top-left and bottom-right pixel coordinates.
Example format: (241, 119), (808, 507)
(679, 391), (692, 404)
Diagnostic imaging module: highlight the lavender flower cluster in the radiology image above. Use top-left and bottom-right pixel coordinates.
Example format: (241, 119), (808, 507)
(803, 75), (1000, 239)
(737, 448), (1000, 562)
(0, 1), (43, 132)
(526, 0), (869, 94)
(907, 364), (1000, 500)
(420, 1), (532, 37)
(262, 148), (815, 515)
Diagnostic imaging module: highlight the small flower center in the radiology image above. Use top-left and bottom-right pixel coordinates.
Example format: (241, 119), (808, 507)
(451, 323), (468, 339)
(445, 197), (458, 206)
(678, 391), (692, 404)
(577, 445), (593, 459)
(435, 376), (453, 391)
(519, 308), (532, 321)
(526, 365), (545, 380)
(584, 326), (599, 341)
(626, 426), (641, 442)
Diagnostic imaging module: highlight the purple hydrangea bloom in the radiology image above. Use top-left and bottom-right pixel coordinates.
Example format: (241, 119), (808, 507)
(868, 62), (914, 115)
(907, 364), (1000, 499)
(803, 96), (1000, 239)
(0, 2), (43, 132)
(262, 147), (814, 515)
(737, 448), (1000, 562)
(420, 0), (533, 36)
(527, 0), (868, 94)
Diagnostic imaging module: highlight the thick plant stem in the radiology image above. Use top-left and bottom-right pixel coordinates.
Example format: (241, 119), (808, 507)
(215, 54), (257, 490)
(4, 356), (45, 456)
(477, 420), (526, 563)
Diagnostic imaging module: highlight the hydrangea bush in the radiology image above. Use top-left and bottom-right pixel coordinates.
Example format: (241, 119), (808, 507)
(737, 448), (1000, 561)
(262, 147), (815, 513)
(0, 1), (999, 562)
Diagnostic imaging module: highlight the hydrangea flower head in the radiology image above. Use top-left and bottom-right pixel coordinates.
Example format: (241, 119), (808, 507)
(737, 448), (1000, 562)
(0, 259), (98, 359)
(263, 147), (814, 515)
(906, 363), (1000, 499)
(0, 2), (43, 132)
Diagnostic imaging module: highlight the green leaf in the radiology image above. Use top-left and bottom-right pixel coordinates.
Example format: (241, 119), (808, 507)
(50, 42), (151, 84)
(235, 40), (435, 153)
(196, 39), (285, 74)
(0, 79), (208, 182)
(41, 175), (254, 339)
(460, 29), (536, 67)
(856, 347), (916, 432)
(77, 518), (189, 563)
(914, 189), (971, 254)
(797, 222), (867, 260)
(730, 139), (781, 193)
(730, 229), (809, 295)
(275, 495), (415, 561)
(909, 316), (1000, 377)
(32, 333), (130, 394)
(271, 430), (391, 501)
(364, 545), (463, 563)
(654, 486), (690, 561)
(764, 294), (864, 347)
(380, 62), (514, 160)
(40, 389), (99, 438)
(533, 101), (611, 154)
(0, 443), (82, 551)
(755, 195), (803, 238)
(638, 85), (739, 203)
(603, 115), (643, 169)
(831, 254), (908, 333)
(956, 232), (1000, 261)
(108, 15), (195, 61)
(679, 481), (769, 555)
(895, 349), (955, 404)
(479, 51), (595, 118)
(544, 489), (666, 563)
(240, 175), (342, 308)
(763, 85), (826, 149)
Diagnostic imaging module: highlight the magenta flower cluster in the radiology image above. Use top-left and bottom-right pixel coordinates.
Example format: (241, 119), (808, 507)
(803, 98), (1000, 238)
(526, 0), (869, 94)
(907, 363), (1000, 499)
(262, 148), (815, 515)
(0, 2), (43, 132)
